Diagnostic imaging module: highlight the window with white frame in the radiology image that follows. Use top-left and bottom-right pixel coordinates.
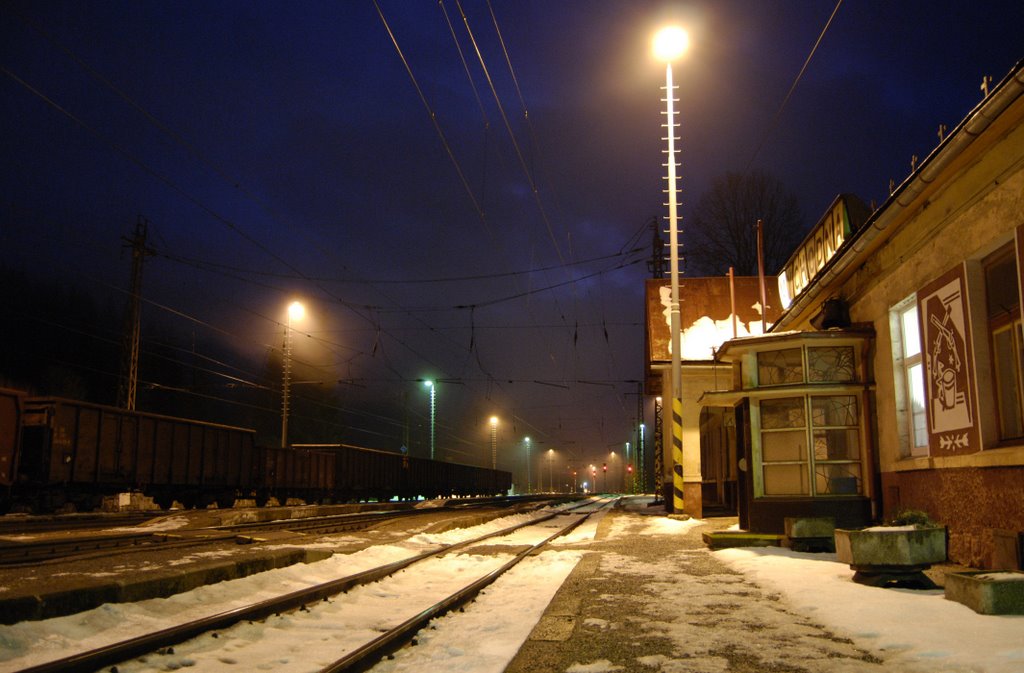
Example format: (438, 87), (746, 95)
(892, 299), (928, 456)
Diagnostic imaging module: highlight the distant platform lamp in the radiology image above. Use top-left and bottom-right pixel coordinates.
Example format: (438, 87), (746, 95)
(281, 300), (305, 448)
(423, 380), (436, 460)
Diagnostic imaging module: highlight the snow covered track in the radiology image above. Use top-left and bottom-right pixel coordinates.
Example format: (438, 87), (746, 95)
(9, 497), (613, 673)
(321, 499), (608, 673)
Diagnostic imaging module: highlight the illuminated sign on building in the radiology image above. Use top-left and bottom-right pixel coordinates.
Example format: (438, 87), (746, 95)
(778, 195), (870, 309)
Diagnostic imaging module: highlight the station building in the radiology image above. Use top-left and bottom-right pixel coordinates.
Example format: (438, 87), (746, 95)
(646, 59), (1024, 568)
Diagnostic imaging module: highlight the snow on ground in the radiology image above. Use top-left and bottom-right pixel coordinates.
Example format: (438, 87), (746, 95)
(0, 506), (603, 673)
(715, 546), (1024, 673)
(2, 498), (1020, 673)
(369, 549), (585, 673)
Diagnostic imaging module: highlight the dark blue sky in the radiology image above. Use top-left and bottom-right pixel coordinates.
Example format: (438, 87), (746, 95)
(2, 0), (1022, 480)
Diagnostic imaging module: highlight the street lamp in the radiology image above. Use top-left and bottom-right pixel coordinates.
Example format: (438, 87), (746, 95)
(423, 380), (436, 460)
(638, 424), (645, 493)
(524, 437), (532, 493)
(654, 25), (689, 514)
(281, 300), (305, 448)
(547, 448), (554, 492)
(489, 416), (498, 469)
(623, 442), (630, 493)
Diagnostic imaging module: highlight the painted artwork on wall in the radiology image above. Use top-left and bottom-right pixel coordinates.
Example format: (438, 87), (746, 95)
(917, 264), (980, 455)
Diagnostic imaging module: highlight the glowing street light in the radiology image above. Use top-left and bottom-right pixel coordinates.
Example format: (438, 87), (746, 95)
(524, 436), (532, 493)
(653, 26), (690, 62)
(547, 448), (555, 492)
(654, 25), (689, 514)
(281, 300), (305, 448)
(423, 380), (436, 460)
(489, 416), (498, 469)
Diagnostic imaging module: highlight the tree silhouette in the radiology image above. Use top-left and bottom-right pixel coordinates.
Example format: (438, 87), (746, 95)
(684, 170), (806, 277)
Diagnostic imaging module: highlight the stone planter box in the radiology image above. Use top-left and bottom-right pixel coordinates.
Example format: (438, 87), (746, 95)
(784, 517), (835, 553)
(834, 526), (947, 588)
(945, 570), (1024, 615)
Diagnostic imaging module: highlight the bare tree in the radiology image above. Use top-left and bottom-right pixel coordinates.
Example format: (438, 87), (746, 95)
(683, 170), (805, 277)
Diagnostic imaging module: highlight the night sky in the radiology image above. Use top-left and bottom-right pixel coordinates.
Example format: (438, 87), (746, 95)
(2, 0), (1022, 485)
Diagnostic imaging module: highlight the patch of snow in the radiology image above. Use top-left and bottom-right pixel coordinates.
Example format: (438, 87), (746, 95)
(716, 546), (1024, 673)
(566, 660), (624, 673)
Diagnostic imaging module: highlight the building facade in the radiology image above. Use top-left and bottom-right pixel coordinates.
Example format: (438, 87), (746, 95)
(646, 60), (1024, 567)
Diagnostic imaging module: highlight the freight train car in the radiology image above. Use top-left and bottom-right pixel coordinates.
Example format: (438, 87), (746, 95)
(292, 444), (512, 501)
(258, 444), (336, 506)
(0, 392), (511, 513)
(12, 394), (259, 511)
(0, 388), (22, 496)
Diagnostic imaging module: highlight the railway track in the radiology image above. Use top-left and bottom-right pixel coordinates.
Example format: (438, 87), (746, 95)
(0, 529), (237, 567)
(0, 496), (559, 565)
(0, 510), (163, 535)
(10, 496), (614, 673)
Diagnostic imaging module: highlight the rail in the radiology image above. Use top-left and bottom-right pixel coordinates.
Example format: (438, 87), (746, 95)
(15, 497), (613, 673)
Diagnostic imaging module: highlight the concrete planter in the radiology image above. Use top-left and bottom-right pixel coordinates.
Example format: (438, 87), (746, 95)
(834, 526), (947, 588)
(945, 570), (1024, 615)
(784, 517), (836, 553)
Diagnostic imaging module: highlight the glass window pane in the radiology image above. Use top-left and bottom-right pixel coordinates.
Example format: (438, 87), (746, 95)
(808, 347), (856, 382)
(764, 464), (809, 495)
(908, 363), (928, 447)
(757, 348), (804, 386)
(760, 397), (805, 429)
(811, 396), (858, 427)
(901, 305), (921, 358)
(986, 254), (1019, 321)
(763, 430), (806, 462)
(993, 324), (1024, 439)
(813, 429), (860, 460)
(814, 463), (861, 495)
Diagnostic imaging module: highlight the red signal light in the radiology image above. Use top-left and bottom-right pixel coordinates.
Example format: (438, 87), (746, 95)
(627, 464), (633, 473)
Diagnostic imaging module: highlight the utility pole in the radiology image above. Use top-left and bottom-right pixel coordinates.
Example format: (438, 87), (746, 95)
(646, 216), (667, 278)
(117, 216), (153, 410)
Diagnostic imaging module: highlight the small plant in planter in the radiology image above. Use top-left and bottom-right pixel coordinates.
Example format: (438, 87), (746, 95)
(834, 509), (947, 589)
(885, 509), (935, 527)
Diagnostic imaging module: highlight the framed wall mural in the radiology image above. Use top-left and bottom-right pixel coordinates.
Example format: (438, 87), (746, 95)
(917, 264), (980, 455)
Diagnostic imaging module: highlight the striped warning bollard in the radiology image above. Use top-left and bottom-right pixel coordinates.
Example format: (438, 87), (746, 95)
(672, 397), (684, 513)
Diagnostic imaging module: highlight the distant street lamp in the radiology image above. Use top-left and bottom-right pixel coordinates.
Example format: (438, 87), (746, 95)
(423, 380), (436, 460)
(654, 25), (690, 514)
(524, 436), (532, 493)
(548, 449), (555, 492)
(623, 443), (630, 492)
(281, 300), (305, 448)
(489, 416), (498, 469)
(638, 424), (645, 493)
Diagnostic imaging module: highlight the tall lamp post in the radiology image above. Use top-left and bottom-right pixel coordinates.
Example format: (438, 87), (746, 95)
(281, 300), (305, 448)
(653, 25), (689, 513)
(547, 449), (554, 492)
(423, 380), (436, 460)
(524, 436), (532, 493)
(624, 442), (630, 493)
(489, 416), (498, 469)
(638, 424), (646, 494)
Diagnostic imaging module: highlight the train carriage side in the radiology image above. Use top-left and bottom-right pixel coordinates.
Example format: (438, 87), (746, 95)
(0, 389), (23, 510)
(16, 396), (258, 511)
